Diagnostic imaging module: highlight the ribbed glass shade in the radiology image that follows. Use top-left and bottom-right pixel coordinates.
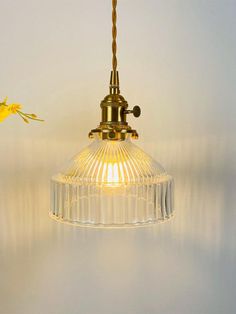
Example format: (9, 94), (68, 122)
(50, 136), (174, 227)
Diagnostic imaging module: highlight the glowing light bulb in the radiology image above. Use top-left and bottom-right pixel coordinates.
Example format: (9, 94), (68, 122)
(97, 161), (125, 187)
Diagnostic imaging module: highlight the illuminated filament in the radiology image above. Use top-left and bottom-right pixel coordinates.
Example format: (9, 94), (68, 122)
(97, 161), (126, 187)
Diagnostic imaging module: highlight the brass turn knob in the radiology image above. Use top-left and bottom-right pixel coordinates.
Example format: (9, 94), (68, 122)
(124, 106), (141, 118)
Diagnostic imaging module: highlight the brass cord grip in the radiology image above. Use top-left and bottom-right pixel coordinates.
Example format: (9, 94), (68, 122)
(88, 1), (141, 141)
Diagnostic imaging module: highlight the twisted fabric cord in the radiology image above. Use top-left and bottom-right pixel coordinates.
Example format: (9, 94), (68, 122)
(112, 0), (118, 71)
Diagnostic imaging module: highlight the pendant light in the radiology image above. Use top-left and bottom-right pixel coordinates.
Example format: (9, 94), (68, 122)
(50, 0), (174, 227)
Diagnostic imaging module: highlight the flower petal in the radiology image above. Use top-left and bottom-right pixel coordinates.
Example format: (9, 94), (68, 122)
(0, 107), (12, 122)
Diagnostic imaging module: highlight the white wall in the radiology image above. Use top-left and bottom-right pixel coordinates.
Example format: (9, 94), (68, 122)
(0, 1), (235, 313)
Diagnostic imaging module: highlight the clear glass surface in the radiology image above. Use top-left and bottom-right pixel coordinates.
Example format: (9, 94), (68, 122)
(50, 136), (174, 227)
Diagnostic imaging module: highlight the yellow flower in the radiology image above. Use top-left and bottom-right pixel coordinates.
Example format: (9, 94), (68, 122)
(0, 97), (43, 123)
(0, 102), (22, 122)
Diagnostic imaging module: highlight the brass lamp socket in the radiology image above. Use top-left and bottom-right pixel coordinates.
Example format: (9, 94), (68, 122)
(89, 71), (141, 141)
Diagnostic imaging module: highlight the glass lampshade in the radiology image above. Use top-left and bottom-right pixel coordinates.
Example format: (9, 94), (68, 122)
(50, 135), (174, 227)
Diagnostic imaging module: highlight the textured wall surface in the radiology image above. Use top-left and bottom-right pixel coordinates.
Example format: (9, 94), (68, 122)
(0, 0), (235, 313)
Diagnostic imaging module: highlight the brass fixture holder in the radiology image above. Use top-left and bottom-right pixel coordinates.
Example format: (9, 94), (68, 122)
(89, 71), (141, 141)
